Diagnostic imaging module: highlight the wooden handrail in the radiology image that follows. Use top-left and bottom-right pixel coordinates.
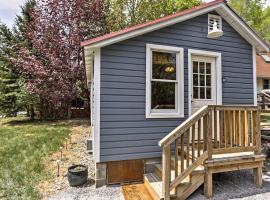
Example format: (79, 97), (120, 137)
(214, 105), (258, 111)
(161, 105), (212, 199)
(159, 105), (210, 147)
(160, 105), (261, 200)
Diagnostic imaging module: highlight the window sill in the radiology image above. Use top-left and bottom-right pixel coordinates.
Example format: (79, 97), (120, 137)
(146, 112), (184, 119)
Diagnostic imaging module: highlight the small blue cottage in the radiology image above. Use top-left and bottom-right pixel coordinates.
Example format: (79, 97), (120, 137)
(82, 0), (269, 199)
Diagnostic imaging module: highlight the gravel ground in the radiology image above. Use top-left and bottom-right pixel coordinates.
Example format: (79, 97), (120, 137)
(45, 127), (270, 200)
(39, 121), (96, 198)
(47, 170), (270, 200)
(47, 185), (124, 200)
(189, 170), (270, 200)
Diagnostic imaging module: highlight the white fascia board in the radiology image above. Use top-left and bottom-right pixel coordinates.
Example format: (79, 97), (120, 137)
(85, 3), (269, 53)
(216, 5), (269, 52)
(87, 4), (223, 49)
(84, 47), (94, 85)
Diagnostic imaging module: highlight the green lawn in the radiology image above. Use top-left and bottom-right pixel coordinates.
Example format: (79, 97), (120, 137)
(261, 113), (270, 123)
(0, 117), (71, 200)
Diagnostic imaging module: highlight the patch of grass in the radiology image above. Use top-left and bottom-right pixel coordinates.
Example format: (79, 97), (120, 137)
(261, 113), (270, 123)
(0, 117), (71, 200)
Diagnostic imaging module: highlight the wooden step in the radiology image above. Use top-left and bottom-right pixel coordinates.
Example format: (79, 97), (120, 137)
(144, 173), (163, 200)
(145, 163), (205, 200)
(144, 173), (177, 200)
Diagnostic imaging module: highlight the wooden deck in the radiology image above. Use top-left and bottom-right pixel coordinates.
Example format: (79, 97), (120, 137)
(143, 105), (265, 200)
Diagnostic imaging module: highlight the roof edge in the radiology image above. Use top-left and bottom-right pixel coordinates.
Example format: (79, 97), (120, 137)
(81, 0), (225, 47)
(81, 0), (269, 52)
(217, 4), (269, 52)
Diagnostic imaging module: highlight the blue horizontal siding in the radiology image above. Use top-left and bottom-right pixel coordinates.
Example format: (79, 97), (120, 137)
(99, 13), (253, 162)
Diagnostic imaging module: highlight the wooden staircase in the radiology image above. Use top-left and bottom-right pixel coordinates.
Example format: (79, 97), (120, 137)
(144, 160), (205, 200)
(143, 105), (265, 200)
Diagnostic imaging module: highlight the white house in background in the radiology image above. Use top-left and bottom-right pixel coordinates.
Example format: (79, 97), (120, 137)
(257, 53), (270, 107)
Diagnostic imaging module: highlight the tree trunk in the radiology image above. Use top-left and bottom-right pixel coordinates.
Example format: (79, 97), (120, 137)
(26, 106), (30, 117)
(30, 105), (35, 120)
(67, 101), (72, 119)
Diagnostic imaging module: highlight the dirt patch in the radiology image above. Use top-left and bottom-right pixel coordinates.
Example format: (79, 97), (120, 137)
(37, 120), (94, 199)
(122, 184), (153, 200)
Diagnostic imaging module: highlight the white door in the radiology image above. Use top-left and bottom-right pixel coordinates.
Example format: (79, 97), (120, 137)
(191, 56), (217, 114)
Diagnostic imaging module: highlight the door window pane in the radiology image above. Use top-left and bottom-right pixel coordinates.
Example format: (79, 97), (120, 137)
(199, 62), (205, 73)
(206, 87), (211, 99)
(152, 51), (176, 80)
(206, 63), (211, 74)
(200, 75), (205, 86)
(193, 87), (198, 99)
(151, 82), (175, 109)
(200, 87), (205, 99)
(193, 74), (198, 86)
(193, 62), (198, 73)
(193, 60), (213, 100)
(206, 75), (211, 86)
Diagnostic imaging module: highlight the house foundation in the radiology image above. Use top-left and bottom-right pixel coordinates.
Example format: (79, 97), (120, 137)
(94, 158), (161, 187)
(95, 162), (107, 188)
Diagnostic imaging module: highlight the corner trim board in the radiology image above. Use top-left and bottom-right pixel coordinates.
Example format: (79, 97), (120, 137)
(93, 48), (101, 162)
(253, 46), (257, 106)
(188, 49), (222, 116)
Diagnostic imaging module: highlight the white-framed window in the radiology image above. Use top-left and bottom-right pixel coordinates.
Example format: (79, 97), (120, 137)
(263, 79), (270, 89)
(146, 44), (184, 118)
(208, 14), (222, 32)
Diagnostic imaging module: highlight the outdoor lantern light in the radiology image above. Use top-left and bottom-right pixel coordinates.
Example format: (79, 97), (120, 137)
(56, 160), (60, 177)
(69, 133), (72, 143)
(59, 146), (63, 160)
(208, 21), (223, 38)
(65, 138), (68, 150)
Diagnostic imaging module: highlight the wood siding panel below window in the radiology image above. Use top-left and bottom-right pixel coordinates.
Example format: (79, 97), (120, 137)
(107, 159), (144, 184)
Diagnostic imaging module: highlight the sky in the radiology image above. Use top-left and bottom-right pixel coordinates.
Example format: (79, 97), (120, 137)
(0, 0), (25, 28)
(0, 0), (270, 28)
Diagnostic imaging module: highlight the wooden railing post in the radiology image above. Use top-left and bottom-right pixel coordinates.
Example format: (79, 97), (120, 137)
(174, 138), (178, 179)
(208, 109), (213, 160)
(255, 109), (261, 155)
(162, 145), (171, 200)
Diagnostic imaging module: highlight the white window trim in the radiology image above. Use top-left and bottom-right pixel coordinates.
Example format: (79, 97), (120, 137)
(146, 44), (184, 119)
(208, 14), (222, 33)
(188, 49), (222, 116)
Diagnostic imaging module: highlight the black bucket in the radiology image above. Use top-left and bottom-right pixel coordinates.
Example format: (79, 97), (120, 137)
(68, 165), (88, 187)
